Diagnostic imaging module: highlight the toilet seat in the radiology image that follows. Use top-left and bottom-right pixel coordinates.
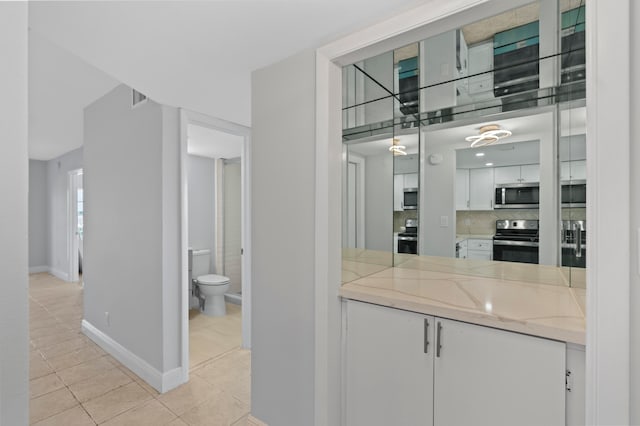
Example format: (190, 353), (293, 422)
(196, 274), (230, 286)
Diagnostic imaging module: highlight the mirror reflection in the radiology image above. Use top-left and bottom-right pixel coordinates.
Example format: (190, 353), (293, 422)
(342, 0), (587, 288)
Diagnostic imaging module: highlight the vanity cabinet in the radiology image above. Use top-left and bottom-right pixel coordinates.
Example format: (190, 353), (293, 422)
(345, 300), (568, 426)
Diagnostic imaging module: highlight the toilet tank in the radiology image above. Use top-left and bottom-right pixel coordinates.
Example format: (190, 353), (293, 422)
(191, 249), (211, 278)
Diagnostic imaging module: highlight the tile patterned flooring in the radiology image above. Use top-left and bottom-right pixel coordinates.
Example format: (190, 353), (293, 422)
(29, 273), (254, 425)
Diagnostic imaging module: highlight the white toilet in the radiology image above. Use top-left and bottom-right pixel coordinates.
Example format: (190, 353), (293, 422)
(191, 249), (230, 317)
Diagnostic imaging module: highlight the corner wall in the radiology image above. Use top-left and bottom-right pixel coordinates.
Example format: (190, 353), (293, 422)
(0, 3), (29, 423)
(83, 84), (182, 390)
(29, 160), (48, 271)
(251, 49), (316, 425)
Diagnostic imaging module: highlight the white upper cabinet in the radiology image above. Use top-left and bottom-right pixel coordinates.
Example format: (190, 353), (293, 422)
(456, 169), (470, 210)
(469, 168), (494, 210)
(394, 174), (404, 211)
(560, 160), (586, 181)
(494, 164), (540, 184)
(404, 173), (419, 188)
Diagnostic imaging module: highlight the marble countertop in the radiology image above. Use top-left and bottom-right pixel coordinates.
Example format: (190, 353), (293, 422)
(341, 250), (586, 345)
(456, 233), (494, 243)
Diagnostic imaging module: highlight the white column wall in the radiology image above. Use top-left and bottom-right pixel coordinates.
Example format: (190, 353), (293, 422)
(0, 3), (28, 424)
(29, 160), (49, 270)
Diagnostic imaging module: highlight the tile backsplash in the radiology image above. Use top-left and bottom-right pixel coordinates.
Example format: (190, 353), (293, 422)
(394, 210), (418, 232)
(456, 210), (539, 235)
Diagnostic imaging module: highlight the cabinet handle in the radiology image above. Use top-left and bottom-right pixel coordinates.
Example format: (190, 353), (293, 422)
(436, 322), (442, 358)
(424, 318), (430, 354)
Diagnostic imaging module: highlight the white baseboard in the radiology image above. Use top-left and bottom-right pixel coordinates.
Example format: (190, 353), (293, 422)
(49, 268), (69, 282)
(81, 319), (186, 393)
(29, 265), (49, 274)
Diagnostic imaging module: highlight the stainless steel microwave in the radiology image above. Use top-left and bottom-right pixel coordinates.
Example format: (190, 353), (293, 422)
(402, 188), (418, 210)
(494, 183), (539, 209)
(561, 180), (586, 208)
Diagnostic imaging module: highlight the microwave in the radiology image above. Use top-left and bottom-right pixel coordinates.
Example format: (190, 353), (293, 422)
(561, 180), (586, 208)
(494, 183), (539, 209)
(402, 188), (418, 210)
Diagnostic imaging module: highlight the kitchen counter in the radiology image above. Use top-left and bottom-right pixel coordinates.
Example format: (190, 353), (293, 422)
(455, 233), (494, 243)
(341, 250), (586, 345)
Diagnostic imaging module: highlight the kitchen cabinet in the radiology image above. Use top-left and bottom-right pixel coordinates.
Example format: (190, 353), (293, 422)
(456, 239), (468, 259)
(394, 173), (420, 211)
(345, 301), (434, 426)
(455, 169), (469, 210)
(466, 238), (492, 260)
(345, 300), (567, 426)
(494, 164), (540, 184)
(469, 168), (494, 210)
(560, 160), (586, 181)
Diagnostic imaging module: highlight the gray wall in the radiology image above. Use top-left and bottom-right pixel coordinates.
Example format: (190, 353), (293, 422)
(0, 3), (28, 424)
(46, 148), (83, 278)
(84, 84), (181, 376)
(251, 49), (316, 425)
(29, 160), (48, 269)
(364, 153), (393, 251)
(187, 154), (215, 262)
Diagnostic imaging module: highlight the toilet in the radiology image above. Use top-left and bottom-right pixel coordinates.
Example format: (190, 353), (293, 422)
(191, 249), (230, 317)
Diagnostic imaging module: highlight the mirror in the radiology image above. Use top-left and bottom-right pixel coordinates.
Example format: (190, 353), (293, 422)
(342, 0), (587, 288)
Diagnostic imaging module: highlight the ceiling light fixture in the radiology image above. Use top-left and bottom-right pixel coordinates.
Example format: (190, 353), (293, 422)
(466, 124), (512, 148)
(475, 152), (485, 157)
(388, 138), (407, 156)
(485, 162), (494, 166)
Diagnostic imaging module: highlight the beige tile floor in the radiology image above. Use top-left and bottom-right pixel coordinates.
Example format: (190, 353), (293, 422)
(29, 273), (254, 425)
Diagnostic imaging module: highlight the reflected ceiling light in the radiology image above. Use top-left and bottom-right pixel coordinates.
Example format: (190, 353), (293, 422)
(388, 138), (407, 156)
(475, 152), (485, 157)
(466, 124), (512, 147)
(485, 162), (494, 166)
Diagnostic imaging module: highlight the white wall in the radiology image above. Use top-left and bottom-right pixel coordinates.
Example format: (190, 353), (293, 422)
(0, 3), (28, 424)
(83, 84), (182, 389)
(223, 160), (242, 294)
(46, 148), (83, 280)
(29, 160), (48, 270)
(187, 154), (215, 261)
(364, 153), (393, 251)
(251, 49), (316, 425)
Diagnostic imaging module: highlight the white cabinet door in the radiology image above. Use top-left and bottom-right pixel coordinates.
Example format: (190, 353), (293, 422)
(493, 165), (520, 184)
(566, 344), (586, 426)
(456, 169), (469, 211)
(346, 301), (434, 426)
(394, 174), (404, 211)
(469, 168), (494, 210)
(467, 249), (492, 260)
(433, 318), (566, 426)
(466, 239), (493, 260)
(404, 173), (419, 189)
(560, 160), (586, 181)
(520, 164), (540, 182)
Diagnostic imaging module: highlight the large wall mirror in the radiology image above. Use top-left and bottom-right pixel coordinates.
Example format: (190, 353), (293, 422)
(342, 0), (586, 288)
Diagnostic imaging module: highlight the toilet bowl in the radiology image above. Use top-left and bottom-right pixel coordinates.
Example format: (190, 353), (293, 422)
(196, 274), (231, 317)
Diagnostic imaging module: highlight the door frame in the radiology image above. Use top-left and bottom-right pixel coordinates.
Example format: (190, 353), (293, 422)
(67, 168), (83, 283)
(179, 109), (252, 382)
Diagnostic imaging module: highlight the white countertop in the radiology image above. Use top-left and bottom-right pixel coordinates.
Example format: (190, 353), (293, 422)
(341, 250), (586, 345)
(456, 233), (494, 243)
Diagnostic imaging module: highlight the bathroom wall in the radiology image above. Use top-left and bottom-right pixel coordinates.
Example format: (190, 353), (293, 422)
(456, 209), (539, 235)
(187, 154), (215, 273)
(46, 147), (83, 280)
(224, 160), (242, 294)
(84, 84), (181, 388)
(29, 159), (48, 271)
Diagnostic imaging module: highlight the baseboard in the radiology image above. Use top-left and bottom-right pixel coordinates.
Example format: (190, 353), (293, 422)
(49, 268), (69, 282)
(29, 265), (49, 274)
(248, 415), (268, 426)
(81, 319), (186, 393)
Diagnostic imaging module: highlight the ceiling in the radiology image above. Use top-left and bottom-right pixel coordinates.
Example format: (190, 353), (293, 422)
(347, 133), (419, 157)
(187, 124), (243, 160)
(28, 0), (424, 160)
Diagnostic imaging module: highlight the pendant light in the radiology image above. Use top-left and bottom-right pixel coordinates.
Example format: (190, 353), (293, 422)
(465, 124), (512, 148)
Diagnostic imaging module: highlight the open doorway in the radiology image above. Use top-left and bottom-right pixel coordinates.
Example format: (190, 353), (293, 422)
(68, 168), (83, 284)
(180, 110), (251, 379)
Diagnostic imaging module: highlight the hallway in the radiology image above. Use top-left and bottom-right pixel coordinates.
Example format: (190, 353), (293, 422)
(28, 273), (253, 425)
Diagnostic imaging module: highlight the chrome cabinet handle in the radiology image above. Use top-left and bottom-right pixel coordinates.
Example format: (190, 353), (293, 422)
(424, 318), (430, 354)
(436, 322), (442, 358)
(574, 223), (583, 258)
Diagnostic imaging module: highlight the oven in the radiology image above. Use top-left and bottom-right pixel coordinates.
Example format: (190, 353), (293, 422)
(397, 218), (418, 254)
(492, 220), (539, 264)
(403, 188), (418, 210)
(561, 180), (586, 208)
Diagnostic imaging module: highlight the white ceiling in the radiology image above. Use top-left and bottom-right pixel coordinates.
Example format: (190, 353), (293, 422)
(347, 133), (419, 157)
(187, 124), (243, 160)
(28, 0), (424, 160)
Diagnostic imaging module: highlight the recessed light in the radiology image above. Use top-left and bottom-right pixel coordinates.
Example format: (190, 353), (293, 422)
(485, 162), (493, 166)
(475, 152), (485, 157)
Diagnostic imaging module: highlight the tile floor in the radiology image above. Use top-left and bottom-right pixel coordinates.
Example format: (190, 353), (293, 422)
(29, 273), (254, 425)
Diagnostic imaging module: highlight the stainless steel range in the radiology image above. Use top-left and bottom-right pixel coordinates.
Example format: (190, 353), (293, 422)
(561, 220), (586, 268)
(397, 218), (418, 254)
(492, 219), (539, 264)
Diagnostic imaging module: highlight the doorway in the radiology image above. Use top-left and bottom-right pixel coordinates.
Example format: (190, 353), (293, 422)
(180, 110), (251, 380)
(68, 168), (83, 284)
